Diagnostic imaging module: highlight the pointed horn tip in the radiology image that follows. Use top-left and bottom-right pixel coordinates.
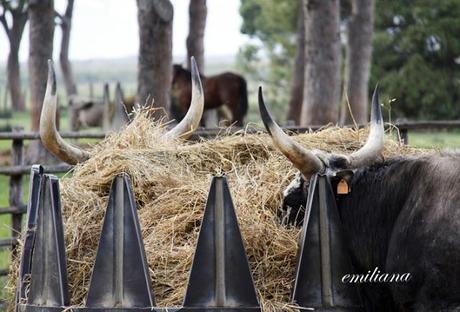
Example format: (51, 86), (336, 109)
(190, 57), (199, 75)
(190, 58), (203, 95)
(257, 87), (273, 135)
(371, 85), (383, 123)
(47, 60), (57, 95)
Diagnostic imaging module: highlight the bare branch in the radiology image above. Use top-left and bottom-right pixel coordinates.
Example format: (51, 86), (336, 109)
(17, 0), (27, 13)
(54, 10), (63, 20)
(0, 11), (11, 40)
(0, 0), (13, 12)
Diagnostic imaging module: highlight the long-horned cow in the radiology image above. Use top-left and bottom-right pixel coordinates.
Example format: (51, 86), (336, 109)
(69, 83), (133, 131)
(258, 87), (460, 311)
(41, 58), (204, 165)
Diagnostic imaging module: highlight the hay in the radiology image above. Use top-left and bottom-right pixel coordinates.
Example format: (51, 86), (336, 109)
(8, 112), (427, 311)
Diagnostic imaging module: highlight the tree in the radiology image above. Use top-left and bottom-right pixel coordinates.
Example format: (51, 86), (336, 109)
(137, 0), (173, 119)
(186, 0), (216, 126)
(239, 0), (299, 121)
(371, 0), (460, 120)
(301, 0), (341, 125)
(28, 0), (56, 163)
(56, 0), (77, 96)
(286, 2), (305, 124)
(0, 0), (27, 112)
(186, 0), (206, 71)
(342, 0), (375, 125)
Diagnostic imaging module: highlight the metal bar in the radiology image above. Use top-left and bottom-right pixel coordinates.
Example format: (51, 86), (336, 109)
(0, 204), (27, 214)
(0, 164), (72, 176)
(0, 131), (106, 140)
(214, 179), (225, 306)
(0, 120), (456, 141)
(318, 177), (332, 306)
(400, 128), (409, 145)
(0, 237), (18, 247)
(0, 268), (9, 276)
(16, 165), (44, 303)
(10, 127), (23, 256)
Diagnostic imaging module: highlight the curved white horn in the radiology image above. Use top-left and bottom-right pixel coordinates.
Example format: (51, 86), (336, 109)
(347, 85), (384, 168)
(40, 60), (90, 164)
(165, 56), (204, 140)
(258, 87), (324, 178)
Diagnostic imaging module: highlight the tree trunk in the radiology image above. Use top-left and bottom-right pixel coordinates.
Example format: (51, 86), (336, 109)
(186, 0), (212, 126)
(287, 2), (305, 125)
(28, 0), (56, 163)
(137, 0), (173, 120)
(342, 0), (374, 125)
(59, 0), (77, 96)
(186, 0), (206, 71)
(4, 10), (28, 112)
(300, 0), (341, 126)
(7, 44), (25, 112)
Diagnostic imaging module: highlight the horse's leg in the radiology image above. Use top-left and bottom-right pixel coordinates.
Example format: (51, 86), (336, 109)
(229, 80), (248, 126)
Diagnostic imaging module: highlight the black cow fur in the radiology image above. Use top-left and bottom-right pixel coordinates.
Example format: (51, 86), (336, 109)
(281, 153), (460, 311)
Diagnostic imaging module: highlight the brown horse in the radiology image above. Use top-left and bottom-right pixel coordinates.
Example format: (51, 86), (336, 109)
(171, 64), (248, 126)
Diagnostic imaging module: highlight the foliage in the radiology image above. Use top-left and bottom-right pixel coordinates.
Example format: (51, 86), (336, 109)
(238, 0), (460, 120)
(237, 0), (300, 120)
(371, 0), (460, 120)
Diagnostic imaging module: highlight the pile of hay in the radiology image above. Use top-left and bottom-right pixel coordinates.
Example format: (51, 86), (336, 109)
(9, 112), (427, 311)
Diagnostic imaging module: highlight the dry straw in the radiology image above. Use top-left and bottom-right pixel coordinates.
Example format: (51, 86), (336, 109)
(8, 111), (426, 311)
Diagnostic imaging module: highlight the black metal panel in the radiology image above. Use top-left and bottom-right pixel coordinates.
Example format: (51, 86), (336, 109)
(19, 304), (259, 312)
(291, 174), (363, 311)
(19, 304), (179, 312)
(27, 174), (70, 307)
(183, 176), (260, 310)
(86, 174), (155, 308)
(180, 309), (261, 312)
(16, 165), (44, 304)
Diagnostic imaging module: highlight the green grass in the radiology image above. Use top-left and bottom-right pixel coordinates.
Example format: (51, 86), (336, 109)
(408, 130), (460, 149)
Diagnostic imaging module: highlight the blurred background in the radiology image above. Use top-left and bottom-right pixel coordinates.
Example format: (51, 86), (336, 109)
(0, 0), (459, 303)
(0, 1), (458, 146)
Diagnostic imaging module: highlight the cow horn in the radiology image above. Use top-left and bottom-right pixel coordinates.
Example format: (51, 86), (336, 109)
(346, 85), (384, 168)
(165, 56), (204, 140)
(40, 60), (90, 165)
(258, 87), (325, 178)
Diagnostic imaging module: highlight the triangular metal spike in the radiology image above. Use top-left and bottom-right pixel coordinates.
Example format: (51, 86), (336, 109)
(86, 174), (155, 308)
(16, 165), (44, 304)
(291, 174), (363, 310)
(27, 174), (70, 307)
(182, 176), (261, 311)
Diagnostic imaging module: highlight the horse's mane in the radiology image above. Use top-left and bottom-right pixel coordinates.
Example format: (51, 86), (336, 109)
(173, 64), (205, 81)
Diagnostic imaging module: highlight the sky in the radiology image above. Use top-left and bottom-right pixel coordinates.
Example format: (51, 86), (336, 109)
(0, 0), (248, 62)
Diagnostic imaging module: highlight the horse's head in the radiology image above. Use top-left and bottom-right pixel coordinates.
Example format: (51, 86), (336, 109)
(172, 64), (187, 86)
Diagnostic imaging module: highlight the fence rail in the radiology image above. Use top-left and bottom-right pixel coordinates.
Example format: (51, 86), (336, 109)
(0, 120), (458, 279)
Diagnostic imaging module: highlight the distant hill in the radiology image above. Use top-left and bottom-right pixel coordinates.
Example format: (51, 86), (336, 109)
(0, 54), (236, 99)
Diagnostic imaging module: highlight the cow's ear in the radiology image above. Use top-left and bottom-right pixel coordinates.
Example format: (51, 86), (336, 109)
(82, 102), (94, 110)
(336, 169), (354, 182)
(332, 170), (354, 195)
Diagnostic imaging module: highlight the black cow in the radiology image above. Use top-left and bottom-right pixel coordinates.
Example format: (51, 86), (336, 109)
(258, 86), (460, 312)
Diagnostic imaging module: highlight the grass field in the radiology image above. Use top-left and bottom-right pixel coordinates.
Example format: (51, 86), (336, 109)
(0, 108), (458, 299)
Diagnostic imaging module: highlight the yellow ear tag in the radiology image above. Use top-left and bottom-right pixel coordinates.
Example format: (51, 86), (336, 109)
(337, 179), (350, 194)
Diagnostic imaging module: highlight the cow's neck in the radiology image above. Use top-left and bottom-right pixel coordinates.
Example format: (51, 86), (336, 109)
(336, 157), (424, 272)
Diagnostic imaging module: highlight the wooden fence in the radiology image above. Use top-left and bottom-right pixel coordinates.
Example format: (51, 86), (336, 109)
(0, 120), (458, 291)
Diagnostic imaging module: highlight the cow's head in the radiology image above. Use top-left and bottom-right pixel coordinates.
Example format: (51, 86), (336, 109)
(258, 87), (384, 225)
(40, 57), (204, 165)
(68, 95), (97, 130)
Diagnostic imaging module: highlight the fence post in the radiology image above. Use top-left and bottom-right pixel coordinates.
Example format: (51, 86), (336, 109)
(400, 128), (409, 145)
(9, 127), (24, 255)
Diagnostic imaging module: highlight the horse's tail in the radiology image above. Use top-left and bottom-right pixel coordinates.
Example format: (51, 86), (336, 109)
(239, 77), (249, 119)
